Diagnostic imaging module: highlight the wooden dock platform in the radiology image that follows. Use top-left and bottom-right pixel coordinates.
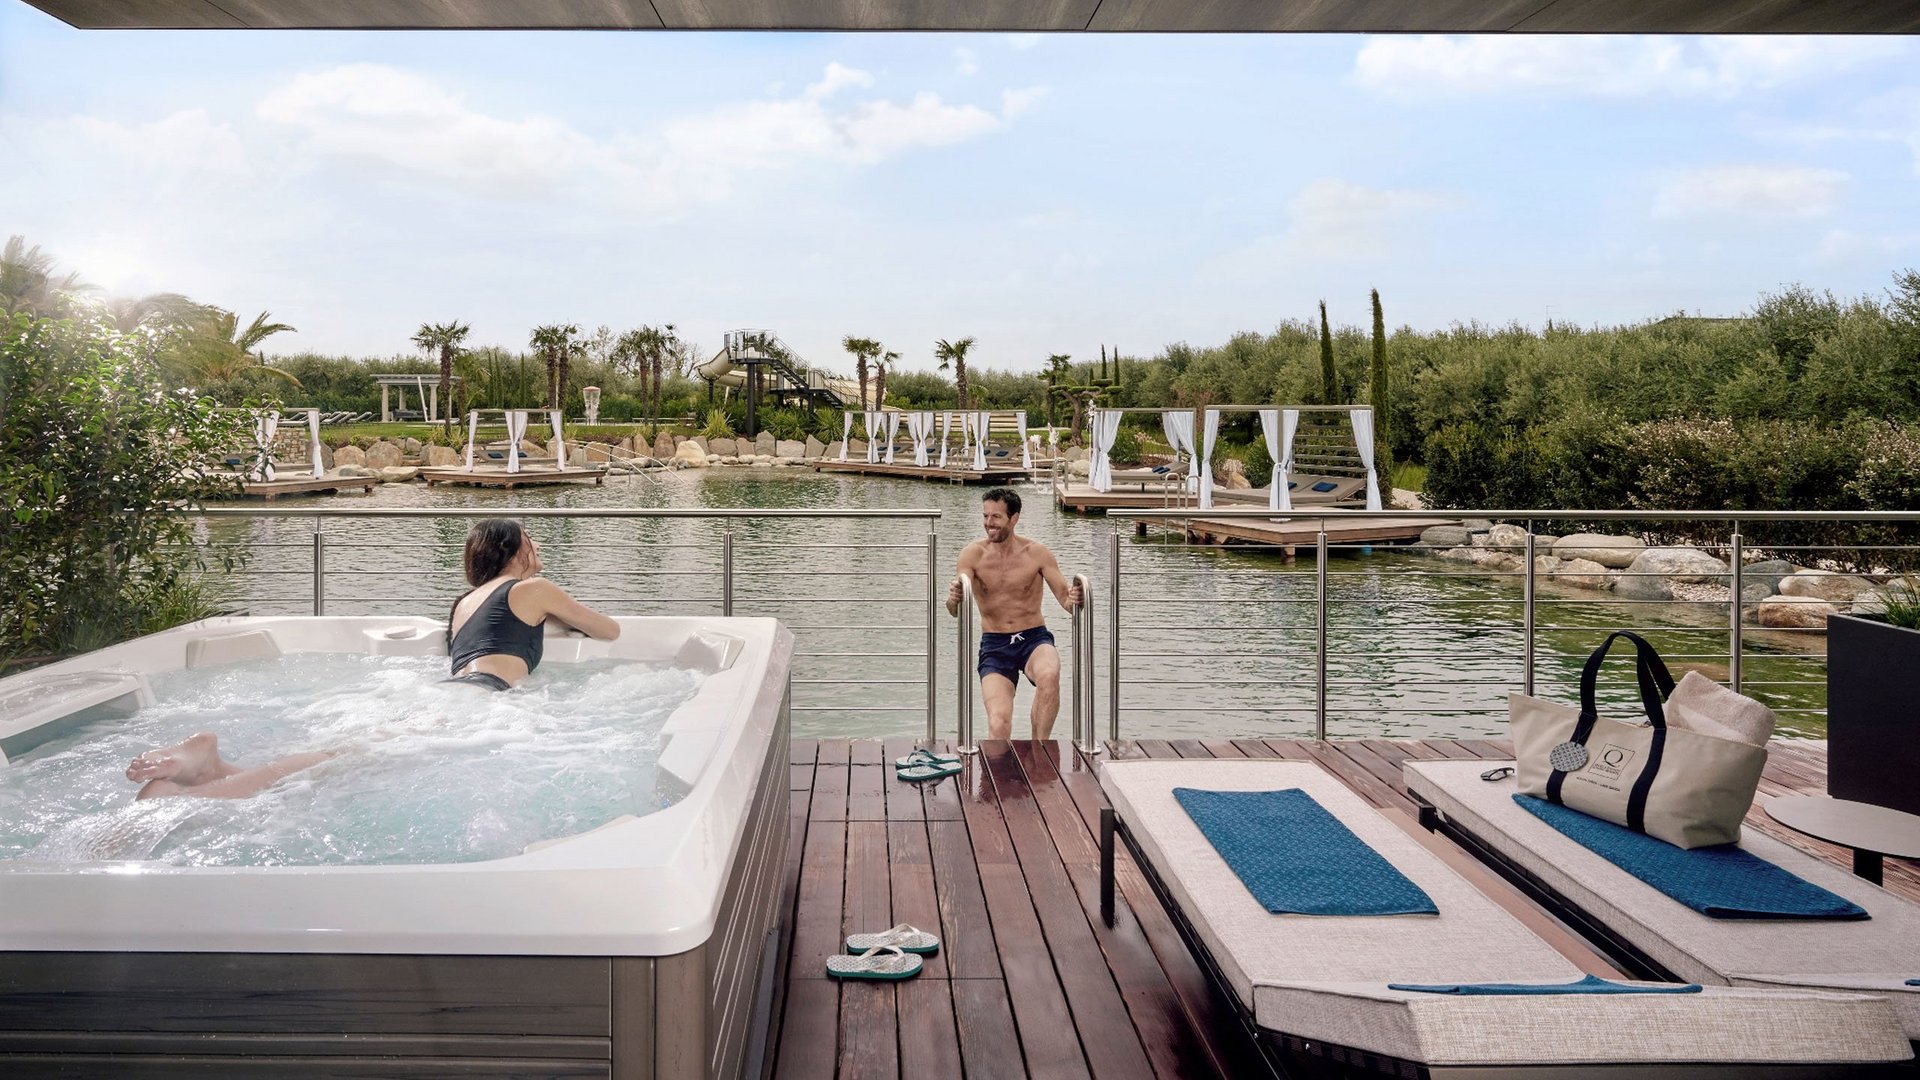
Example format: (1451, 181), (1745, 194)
(236, 475), (376, 499)
(770, 737), (1911, 1080)
(418, 465), (607, 489)
(1173, 511), (1458, 550)
(811, 460), (1032, 484)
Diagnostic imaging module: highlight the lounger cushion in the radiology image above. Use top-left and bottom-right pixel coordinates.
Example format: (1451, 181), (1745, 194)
(1105, 760), (1912, 1064)
(1405, 759), (1920, 1037)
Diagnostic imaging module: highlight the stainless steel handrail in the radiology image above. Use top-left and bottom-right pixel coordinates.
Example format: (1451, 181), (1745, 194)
(1069, 573), (1099, 756)
(1116, 508), (1920, 522)
(954, 572), (978, 756)
(196, 507), (944, 519)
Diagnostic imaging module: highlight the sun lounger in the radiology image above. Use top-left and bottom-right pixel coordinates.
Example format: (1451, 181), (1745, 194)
(1405, 759), (1920, 1044)
(1098, 759), (1912, 1076)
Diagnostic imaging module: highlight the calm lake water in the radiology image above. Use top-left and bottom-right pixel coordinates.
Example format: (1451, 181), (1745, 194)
(203, 469), (1827, 740)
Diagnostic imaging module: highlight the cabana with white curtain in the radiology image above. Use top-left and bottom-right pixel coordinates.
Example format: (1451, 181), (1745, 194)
(222, 407), (378, 497)
(1068, 404), (1382, 512)
(815, 408), (1035, 481)
(418, 409), (608, 488)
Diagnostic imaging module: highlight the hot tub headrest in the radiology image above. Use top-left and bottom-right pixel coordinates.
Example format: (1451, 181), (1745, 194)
(675, 630), (746, 674)
(185, 629), (282, 669)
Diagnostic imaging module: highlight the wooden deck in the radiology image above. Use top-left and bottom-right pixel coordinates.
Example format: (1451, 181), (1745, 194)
(236, 474), (376, 499)
(811, 460), (1032, 484)
(418, 465), (607, 488)
(769, 737), (1914, 1080)
(1170, 512), (1459, 552)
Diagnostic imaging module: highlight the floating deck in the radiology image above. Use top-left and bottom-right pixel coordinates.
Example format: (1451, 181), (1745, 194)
(418, 466), (607, 489)
(235, 475), (376, 499)
(1053, 478), (1197, 513)
(1171, 511), (1459, 550)
(769, 737), (1910, 1080)
(811, 460), (1032, 484)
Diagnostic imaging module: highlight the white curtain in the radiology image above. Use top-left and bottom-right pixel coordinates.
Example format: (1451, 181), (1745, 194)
(506, 410), (529, 473)
(305, 409), (324, 478)
(864, 411), (881, 463)
(1198, 409), (1221, 508)
(250, 410), (279, 482)
(1275, 408), (1300, 511)
(1161, 411), (1196, 491)
(938, 412), (951, 468)
(1089, 409), (1124, 492)
(465, 410), (480, 469)
(840, 411), (853, 461)
(884, 412), (902, 464)
(549, 409), (567, 469)
(974, 411), (990, 471)
(1352, 407), (1384, 511)
(1259, 410), (1286, 510)
(1017, 411), (1032, 469)
(910, 412), (932, 466)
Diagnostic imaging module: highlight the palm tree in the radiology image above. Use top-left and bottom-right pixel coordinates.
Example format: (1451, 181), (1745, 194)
(105, 292), (197, 334)
(933, 336), (977, 411)
(412, 321), (471, 439)
(529, 324), (580, 410)
(613, 324), (679, 435)
(0, 235), (93, 317)
(875, 349), (900, 409)
(841, 335), (879, 409)
(165, 307), (300, 391)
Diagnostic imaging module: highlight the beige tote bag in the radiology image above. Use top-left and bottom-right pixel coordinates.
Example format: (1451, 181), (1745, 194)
(1512, 632), (1767, 849)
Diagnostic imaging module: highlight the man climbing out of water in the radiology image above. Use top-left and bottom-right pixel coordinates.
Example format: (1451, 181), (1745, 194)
(946, 487), (1082, 741)
(126, 732), (333, 800)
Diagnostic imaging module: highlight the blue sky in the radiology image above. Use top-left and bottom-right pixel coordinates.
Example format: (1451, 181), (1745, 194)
(3, 4), (1918, 374)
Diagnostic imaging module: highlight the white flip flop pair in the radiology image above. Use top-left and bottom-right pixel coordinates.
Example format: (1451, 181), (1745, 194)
(896, 748), (961, 782)
(825, 924), (941, 980)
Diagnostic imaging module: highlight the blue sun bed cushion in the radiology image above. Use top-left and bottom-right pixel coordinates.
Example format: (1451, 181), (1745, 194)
(1390, 973), (1702, 995)
(1515, 795), (1867, 921)
(1173, 787), (1437, 915)
(1311, 480), (1339, 492)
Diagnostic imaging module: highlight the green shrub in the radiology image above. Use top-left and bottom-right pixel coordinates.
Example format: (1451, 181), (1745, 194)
(701, 408), (734, 439)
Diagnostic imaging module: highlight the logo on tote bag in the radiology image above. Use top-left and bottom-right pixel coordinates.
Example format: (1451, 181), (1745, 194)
(1588, 743), (1636, 781)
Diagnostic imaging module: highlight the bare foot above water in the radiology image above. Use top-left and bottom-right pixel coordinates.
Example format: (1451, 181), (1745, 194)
(125, 732), (237, 788)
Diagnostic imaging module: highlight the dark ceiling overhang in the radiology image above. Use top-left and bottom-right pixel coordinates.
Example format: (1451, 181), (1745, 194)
(19, 0), (1920, 33)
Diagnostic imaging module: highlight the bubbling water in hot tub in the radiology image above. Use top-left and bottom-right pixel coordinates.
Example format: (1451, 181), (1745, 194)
(0, 654), (705, 867)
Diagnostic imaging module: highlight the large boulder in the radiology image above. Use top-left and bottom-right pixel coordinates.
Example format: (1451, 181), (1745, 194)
(1554, 533), (1645, 568)
(1458, 518), (1494, 534)
(683, 435), (708, 456)
(581, 442), (616, 463)
(424, 444), (459, 467)
(805, 435), (826, 459)
(1220, 459), (1251, 490)
(1485, 523), (1531, 551)
(335, 464), (374, 478)
(824, 441), (844, 459)
(1757, 596), (1840, 629)
(1065, 446), (1091, 462)
(1440, 546), (1522, 572)
(376, 465), (419, 484)
(364, 440), (404, 469)
(1777, 569), (1872, 603)
(1741, 559), (1798, 593)
(651, 432), (675, 459)
(399, 437), (423, 456)
(1552, 557), (1614, 590)
(1626, 546), (1729, 584)
(1419, 525), (1472, 548)
(672, 440), (709, 468)
(755, 431), (777, 456)
(707, 437), (736, 457)
(519, 439), (544, 455)
(332, 444), (366, 467)
(317, 443), (335, 471)
(849, 439), (868, 456)
(776, 439), (806, 459)
(1067, 459), (1091, 479)
(1613, 565), (1674, 601)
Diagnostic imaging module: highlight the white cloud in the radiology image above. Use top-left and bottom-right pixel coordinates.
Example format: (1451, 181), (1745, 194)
(806, 62), (874, 100)
(1000, 86), (1049, 117)
(954, 47), (979, 76)
(1006, 33), (1042, 50)
(71, 108), (250, 176)
(1652, 165), (1846, 219)
(1283, 179), (1459, 257)
(1352, 35), (1904, 101)
(1814, 228), (1920, 263)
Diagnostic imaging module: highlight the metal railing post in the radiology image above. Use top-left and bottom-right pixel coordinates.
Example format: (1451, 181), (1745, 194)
(1108, 530), (1121, 746)
(1071, 573), (1101, 756)
(1315, 529), (1329, 739)
(955, 573), (978, 756)
(1729, 531), (1744, 693)
(1523, 529), (1537, 697)
(721, 526), (734, 616)
(312, 530), (325, 616)
(926, 528), (939, 744)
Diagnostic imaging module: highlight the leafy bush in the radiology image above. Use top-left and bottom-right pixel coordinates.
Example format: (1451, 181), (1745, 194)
(1, 308), (248, 662)
(701, 408), (734, 439)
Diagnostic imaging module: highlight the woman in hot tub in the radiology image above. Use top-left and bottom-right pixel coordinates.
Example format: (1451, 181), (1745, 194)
(124, 518), (620, 799)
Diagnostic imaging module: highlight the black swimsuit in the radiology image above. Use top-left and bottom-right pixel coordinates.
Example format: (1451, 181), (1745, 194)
(446, 580), (545, 689)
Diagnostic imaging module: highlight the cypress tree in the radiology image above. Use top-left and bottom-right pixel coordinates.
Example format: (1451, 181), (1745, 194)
(1370, 288), (1389, 457)
(1318, 300), (1337, 404)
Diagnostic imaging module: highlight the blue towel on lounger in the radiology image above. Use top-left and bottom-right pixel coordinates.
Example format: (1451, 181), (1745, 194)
(1907, 979), (1919, 986)
(1173, 788), (1438, 916)
(1514, 795), (1868, 921)
(1390, 973), (1702, 995)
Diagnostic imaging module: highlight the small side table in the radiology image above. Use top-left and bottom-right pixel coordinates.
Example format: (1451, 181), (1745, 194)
(1763, 795), (1920, 885)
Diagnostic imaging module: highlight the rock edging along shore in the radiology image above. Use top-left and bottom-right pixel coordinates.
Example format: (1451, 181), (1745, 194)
(317, 431), (831, 478)
(1408, 522), (1892, 631)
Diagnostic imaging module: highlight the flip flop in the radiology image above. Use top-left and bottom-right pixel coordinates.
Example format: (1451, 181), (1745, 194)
(825, 945), (922, 981)
(894, 748), (962, 769)
(845, 923), (941, 955)
(897, 760), (962, 782)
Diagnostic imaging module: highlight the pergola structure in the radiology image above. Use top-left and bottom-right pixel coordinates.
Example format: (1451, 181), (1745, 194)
(21, 0), (1918, 32)
(372, 373), (461, 424)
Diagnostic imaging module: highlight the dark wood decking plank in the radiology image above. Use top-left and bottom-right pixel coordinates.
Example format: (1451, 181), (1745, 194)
(963, 743), (1092, 1080)
(790, 820), (847, 983)
(771, 977), (839, 1080)
(887, 821), (949, 980)
(847, 763), (887, 822)
(1414, 738), (1485, 760)
(922, 742), (966, 821)
(850, 740), (884, 766)
(1229, 739), (1280, 758)
(790, 739), (819, 766)
(808, 754), (851, 823)
(950, 978), (1027, 1080)
(1298, 741), (1415, 815)
(1136, 739), (1179, 759)
(925, 817), (1001, 981)
(1198, 740), (1246, 758)
(896, 978), (964, 1080)
(836, 981), (899, 1080)
(1327, 740), (1424, 814)
(1012, 742), (1236, 1080)
(882, 739), (928, 823)
(1257, 739), (1317, 761)
(1168, 739), (1212, 758)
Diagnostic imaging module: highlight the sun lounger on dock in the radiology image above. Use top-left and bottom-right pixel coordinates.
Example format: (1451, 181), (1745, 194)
(1098, 759), (1912, 1077)
(1405, 758), (1920, 1045)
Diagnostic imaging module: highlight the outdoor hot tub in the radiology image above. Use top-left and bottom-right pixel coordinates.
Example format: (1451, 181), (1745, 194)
(0, 615), (794, 1080)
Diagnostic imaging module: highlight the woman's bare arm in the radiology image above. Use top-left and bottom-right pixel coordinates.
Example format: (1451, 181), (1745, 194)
(523, 578), (621, 640)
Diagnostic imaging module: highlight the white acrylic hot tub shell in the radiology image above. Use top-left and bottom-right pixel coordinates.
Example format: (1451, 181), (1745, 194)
(0, 615), (793, 957)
